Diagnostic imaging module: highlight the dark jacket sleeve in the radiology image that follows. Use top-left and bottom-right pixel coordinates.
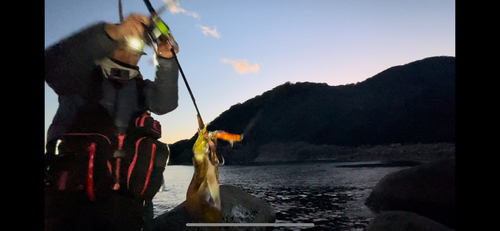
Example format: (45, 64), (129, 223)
(45, 22), (118, 96)
(145, 56), (179, 115)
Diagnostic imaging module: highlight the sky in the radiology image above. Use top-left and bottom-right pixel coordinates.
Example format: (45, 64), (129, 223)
(44, 0), (455, 146)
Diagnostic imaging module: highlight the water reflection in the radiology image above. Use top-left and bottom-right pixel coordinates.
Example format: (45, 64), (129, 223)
(153, 162), (409, 230)
(235, 185), (373, 230)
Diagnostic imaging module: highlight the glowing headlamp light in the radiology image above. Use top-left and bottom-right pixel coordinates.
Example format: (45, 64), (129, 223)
(124, 36), (147, 55)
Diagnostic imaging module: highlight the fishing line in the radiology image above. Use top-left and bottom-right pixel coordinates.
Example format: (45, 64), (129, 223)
(169, 46), (205, 129)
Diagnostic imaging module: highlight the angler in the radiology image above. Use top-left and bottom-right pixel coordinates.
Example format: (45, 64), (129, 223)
(45, 6), (179, 231)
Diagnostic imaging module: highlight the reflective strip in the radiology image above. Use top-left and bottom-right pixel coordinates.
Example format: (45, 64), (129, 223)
(141, 143), (156, 195)
(87, 142), (96, 201)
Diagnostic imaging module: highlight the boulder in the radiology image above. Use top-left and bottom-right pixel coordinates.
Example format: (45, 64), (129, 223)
(151, 184), (276, 231)
(365, 211), (454, 231)
(365, 158), (455, 229)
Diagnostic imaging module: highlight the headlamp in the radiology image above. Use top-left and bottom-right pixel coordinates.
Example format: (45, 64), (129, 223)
(123, 35), (147, 55)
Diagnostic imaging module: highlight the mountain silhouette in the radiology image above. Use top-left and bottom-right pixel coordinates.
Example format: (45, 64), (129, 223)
(169, 56), (455, 165)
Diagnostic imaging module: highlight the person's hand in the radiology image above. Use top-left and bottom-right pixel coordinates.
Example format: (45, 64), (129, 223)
(106, 13), (150, 41)
(157, 33), (179, 58)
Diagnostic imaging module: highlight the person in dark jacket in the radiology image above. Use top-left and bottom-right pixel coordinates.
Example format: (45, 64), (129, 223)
(45, 14), (179, 231)
(45, 13), (179, 145)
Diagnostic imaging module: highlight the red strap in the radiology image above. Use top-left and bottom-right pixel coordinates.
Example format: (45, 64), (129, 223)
(117, 134), (126, 150)
(107, 161), (112, 174)
(127, 137), (147, 188)
(87, 142), (96, 201)
(141, 143), (156, 195)
(113, 158), (121, 190)
(140, 115), (147, 127)
(135, 113), (148, 127)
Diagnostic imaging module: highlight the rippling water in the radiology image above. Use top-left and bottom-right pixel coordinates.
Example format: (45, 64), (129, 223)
(153, 162), (409, 230)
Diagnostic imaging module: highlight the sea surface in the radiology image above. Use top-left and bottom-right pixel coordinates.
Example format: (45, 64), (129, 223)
(153, 162), (410, 230)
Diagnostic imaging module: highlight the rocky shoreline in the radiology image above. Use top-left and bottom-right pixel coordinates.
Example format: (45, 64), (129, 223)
(364, 158), (455, 230)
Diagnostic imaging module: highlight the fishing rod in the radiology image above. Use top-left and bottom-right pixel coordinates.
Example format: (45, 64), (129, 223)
(171, 46), (205, 130)
(140, 0), (206, 130)
(141, 0), (243, 167)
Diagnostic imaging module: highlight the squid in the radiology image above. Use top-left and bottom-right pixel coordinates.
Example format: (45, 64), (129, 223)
(186, 125), (243, 223)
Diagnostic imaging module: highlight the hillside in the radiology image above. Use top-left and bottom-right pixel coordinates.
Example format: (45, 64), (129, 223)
(169, 56), (455, 165)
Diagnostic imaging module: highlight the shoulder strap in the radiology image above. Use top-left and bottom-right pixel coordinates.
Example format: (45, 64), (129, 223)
(84, 66), (105, 103)
(135, 77), (147, 111)
(67, 66), (117, 143)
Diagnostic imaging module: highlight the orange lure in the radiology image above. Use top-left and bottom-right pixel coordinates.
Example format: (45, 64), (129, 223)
(215, 132), (243, 142)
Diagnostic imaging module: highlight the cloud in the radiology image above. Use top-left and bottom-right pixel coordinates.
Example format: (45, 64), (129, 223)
(197, 25), (221, 38)
(221, 58), (260, 75)
(164, 0), (200, 18)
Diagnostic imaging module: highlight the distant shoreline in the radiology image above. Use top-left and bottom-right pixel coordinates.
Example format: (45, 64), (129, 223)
(248, 142), (455, 165)
(224, 159), (422, 167)
(168, 142), (455, 167)
(167, 159), (421, 168)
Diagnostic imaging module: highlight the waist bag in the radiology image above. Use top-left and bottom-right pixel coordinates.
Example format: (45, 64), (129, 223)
(134, 112), (162, 139)
(48, 133), (114, 201)
(122, 112), (169, 200)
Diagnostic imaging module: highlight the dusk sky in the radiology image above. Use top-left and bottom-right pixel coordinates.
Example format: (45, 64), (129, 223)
(45, 0), (455, 145)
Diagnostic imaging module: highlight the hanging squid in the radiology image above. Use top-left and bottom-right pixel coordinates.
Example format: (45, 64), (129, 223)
(186, 125), (243, 223)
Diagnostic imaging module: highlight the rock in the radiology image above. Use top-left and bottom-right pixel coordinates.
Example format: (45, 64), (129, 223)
(365, 158), (455, 229)
(365, 211), (454, 231)
(151, 185), (276, 231)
